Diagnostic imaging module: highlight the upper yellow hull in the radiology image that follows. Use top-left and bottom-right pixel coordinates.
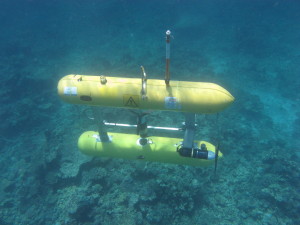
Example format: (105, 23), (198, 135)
(58, 74), (234, 114)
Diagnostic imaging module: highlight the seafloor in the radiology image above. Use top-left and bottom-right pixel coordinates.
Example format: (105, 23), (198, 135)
(0, 0), (299, 225)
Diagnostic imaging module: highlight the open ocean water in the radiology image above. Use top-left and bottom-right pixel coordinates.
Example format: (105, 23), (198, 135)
(0, 0), (299, 224)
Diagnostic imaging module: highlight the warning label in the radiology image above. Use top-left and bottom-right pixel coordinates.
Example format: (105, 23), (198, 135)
(123, 94), (139, 107)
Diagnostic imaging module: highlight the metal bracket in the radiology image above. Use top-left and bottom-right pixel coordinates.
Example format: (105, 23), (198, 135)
(182, 113), (196, 149)
(140, 66), (147, 100)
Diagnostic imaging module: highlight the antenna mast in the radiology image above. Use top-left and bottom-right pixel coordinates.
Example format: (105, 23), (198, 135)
(165, 30), (171, 85)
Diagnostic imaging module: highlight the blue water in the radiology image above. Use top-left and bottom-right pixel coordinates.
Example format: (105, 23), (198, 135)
(0, 0), (299, 224)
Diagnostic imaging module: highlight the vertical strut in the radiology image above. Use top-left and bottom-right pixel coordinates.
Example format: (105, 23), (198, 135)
(92, 107), (110, 142)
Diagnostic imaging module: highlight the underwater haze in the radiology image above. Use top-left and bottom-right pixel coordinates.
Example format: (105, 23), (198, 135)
(0, 0), (300, 224)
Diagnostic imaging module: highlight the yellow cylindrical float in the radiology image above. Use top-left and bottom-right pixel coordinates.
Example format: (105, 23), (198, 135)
(78, 131), (222, 166)
(58, 74), (234, 114)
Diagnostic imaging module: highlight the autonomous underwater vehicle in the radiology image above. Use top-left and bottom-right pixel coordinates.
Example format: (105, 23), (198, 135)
(57, 30), (234, 171)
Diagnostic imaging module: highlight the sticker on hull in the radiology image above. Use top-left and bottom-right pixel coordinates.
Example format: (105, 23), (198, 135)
(123, 95), (139, 107)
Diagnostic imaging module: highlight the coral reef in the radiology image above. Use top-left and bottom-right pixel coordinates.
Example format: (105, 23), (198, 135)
(0, 0), (299, 224)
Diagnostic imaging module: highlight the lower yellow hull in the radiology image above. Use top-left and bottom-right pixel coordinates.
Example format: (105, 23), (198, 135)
(78, 131), (222, 166)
